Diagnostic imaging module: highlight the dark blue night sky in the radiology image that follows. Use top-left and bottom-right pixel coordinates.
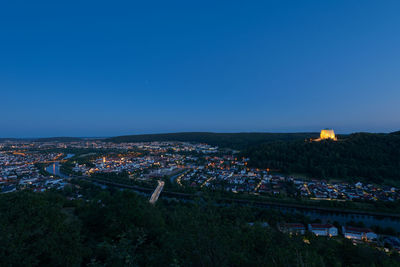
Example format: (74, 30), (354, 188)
(1, 1), (400, 137)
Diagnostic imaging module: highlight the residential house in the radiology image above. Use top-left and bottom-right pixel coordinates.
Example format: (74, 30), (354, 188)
(308, 223), (338, 237)
(342, 226), (377, 241)
(280, 223), (306, 235)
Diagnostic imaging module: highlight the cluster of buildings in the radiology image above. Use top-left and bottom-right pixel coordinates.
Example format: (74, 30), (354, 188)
(64, 141), (400, 203)
(72, 149), (273, 194)
(280, 222), (377, 241)
(1, 138), (399, 255)
(296, 180), (399, 202)
(248, 218), (400, 254)
(67, 142), (217, 181)
(176, 159), (400, 203)
(278, 221), (400, 253)
(176, 155), (263, 192)
(177, 159), (297, 195)
(1, 139), (219, 153)
(0, 151), (68, 193)
(73, 153), (185, 180)
(133, 142), (218, 154)
(2, 139), (399, 204)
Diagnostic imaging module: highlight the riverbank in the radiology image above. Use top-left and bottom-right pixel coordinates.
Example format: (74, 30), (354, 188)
(43, 157), (400, 230)
(75, 175), (400, 231)
(45, 153), (75, 178)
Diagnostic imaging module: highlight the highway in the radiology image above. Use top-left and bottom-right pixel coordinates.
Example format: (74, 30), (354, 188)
(149, 180), (165, 204)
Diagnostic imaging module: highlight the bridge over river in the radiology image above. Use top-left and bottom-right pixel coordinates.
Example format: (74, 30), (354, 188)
(149, 180), (165, 204)
(46, 162), (400, 231)
(76, 176), (400, 231)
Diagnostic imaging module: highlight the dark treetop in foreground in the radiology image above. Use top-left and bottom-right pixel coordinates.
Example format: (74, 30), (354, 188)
(1, 181), (399, 266)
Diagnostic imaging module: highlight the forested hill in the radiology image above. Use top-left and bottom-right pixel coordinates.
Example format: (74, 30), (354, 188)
(106, 132), (320, 149)
(33, 137), (83, 142)
(243, 132), (400, 183)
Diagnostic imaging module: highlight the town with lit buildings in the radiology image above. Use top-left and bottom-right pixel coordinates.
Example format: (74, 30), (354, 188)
(69, 141), (400, 204)
(1, 139), (400, 252)
(1, 139), (399, 203)
(0, 150), (67, 193)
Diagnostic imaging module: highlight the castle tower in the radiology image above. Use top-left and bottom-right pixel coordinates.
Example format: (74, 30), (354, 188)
(319, 129), (337, 141)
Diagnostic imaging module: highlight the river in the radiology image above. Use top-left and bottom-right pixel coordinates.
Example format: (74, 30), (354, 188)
(45, 153), (74, 178)
(83, 177), (400, 231)
(44, 154), (400, 231)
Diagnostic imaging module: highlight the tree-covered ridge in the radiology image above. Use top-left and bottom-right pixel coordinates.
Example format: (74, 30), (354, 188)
(1, 182), (399, 266)
(33, 137), (84, 142)
(106, 132), (320, 149)
(243, 132), (400, 183)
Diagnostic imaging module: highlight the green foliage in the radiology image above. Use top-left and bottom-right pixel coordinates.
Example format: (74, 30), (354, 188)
(1, 185), (399, 266)
(243, 132), (400, 183)
(0, 191), (82, 266)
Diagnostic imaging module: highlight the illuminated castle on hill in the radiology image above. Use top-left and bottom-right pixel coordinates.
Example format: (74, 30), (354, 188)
(320, 129), (337, 140)
(314, 129), (337, 141)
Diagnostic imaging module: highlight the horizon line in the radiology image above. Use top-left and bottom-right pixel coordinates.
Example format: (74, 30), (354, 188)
(1, 130), (398, 139)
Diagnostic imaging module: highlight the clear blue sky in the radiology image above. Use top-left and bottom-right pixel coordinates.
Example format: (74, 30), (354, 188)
(1, 0), (400, 137)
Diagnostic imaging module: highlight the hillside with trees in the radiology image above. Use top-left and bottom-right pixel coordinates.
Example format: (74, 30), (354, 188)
(1, 181), (399, 266)
(243, 132), (400, 183)
(107, 131), (400, 183)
